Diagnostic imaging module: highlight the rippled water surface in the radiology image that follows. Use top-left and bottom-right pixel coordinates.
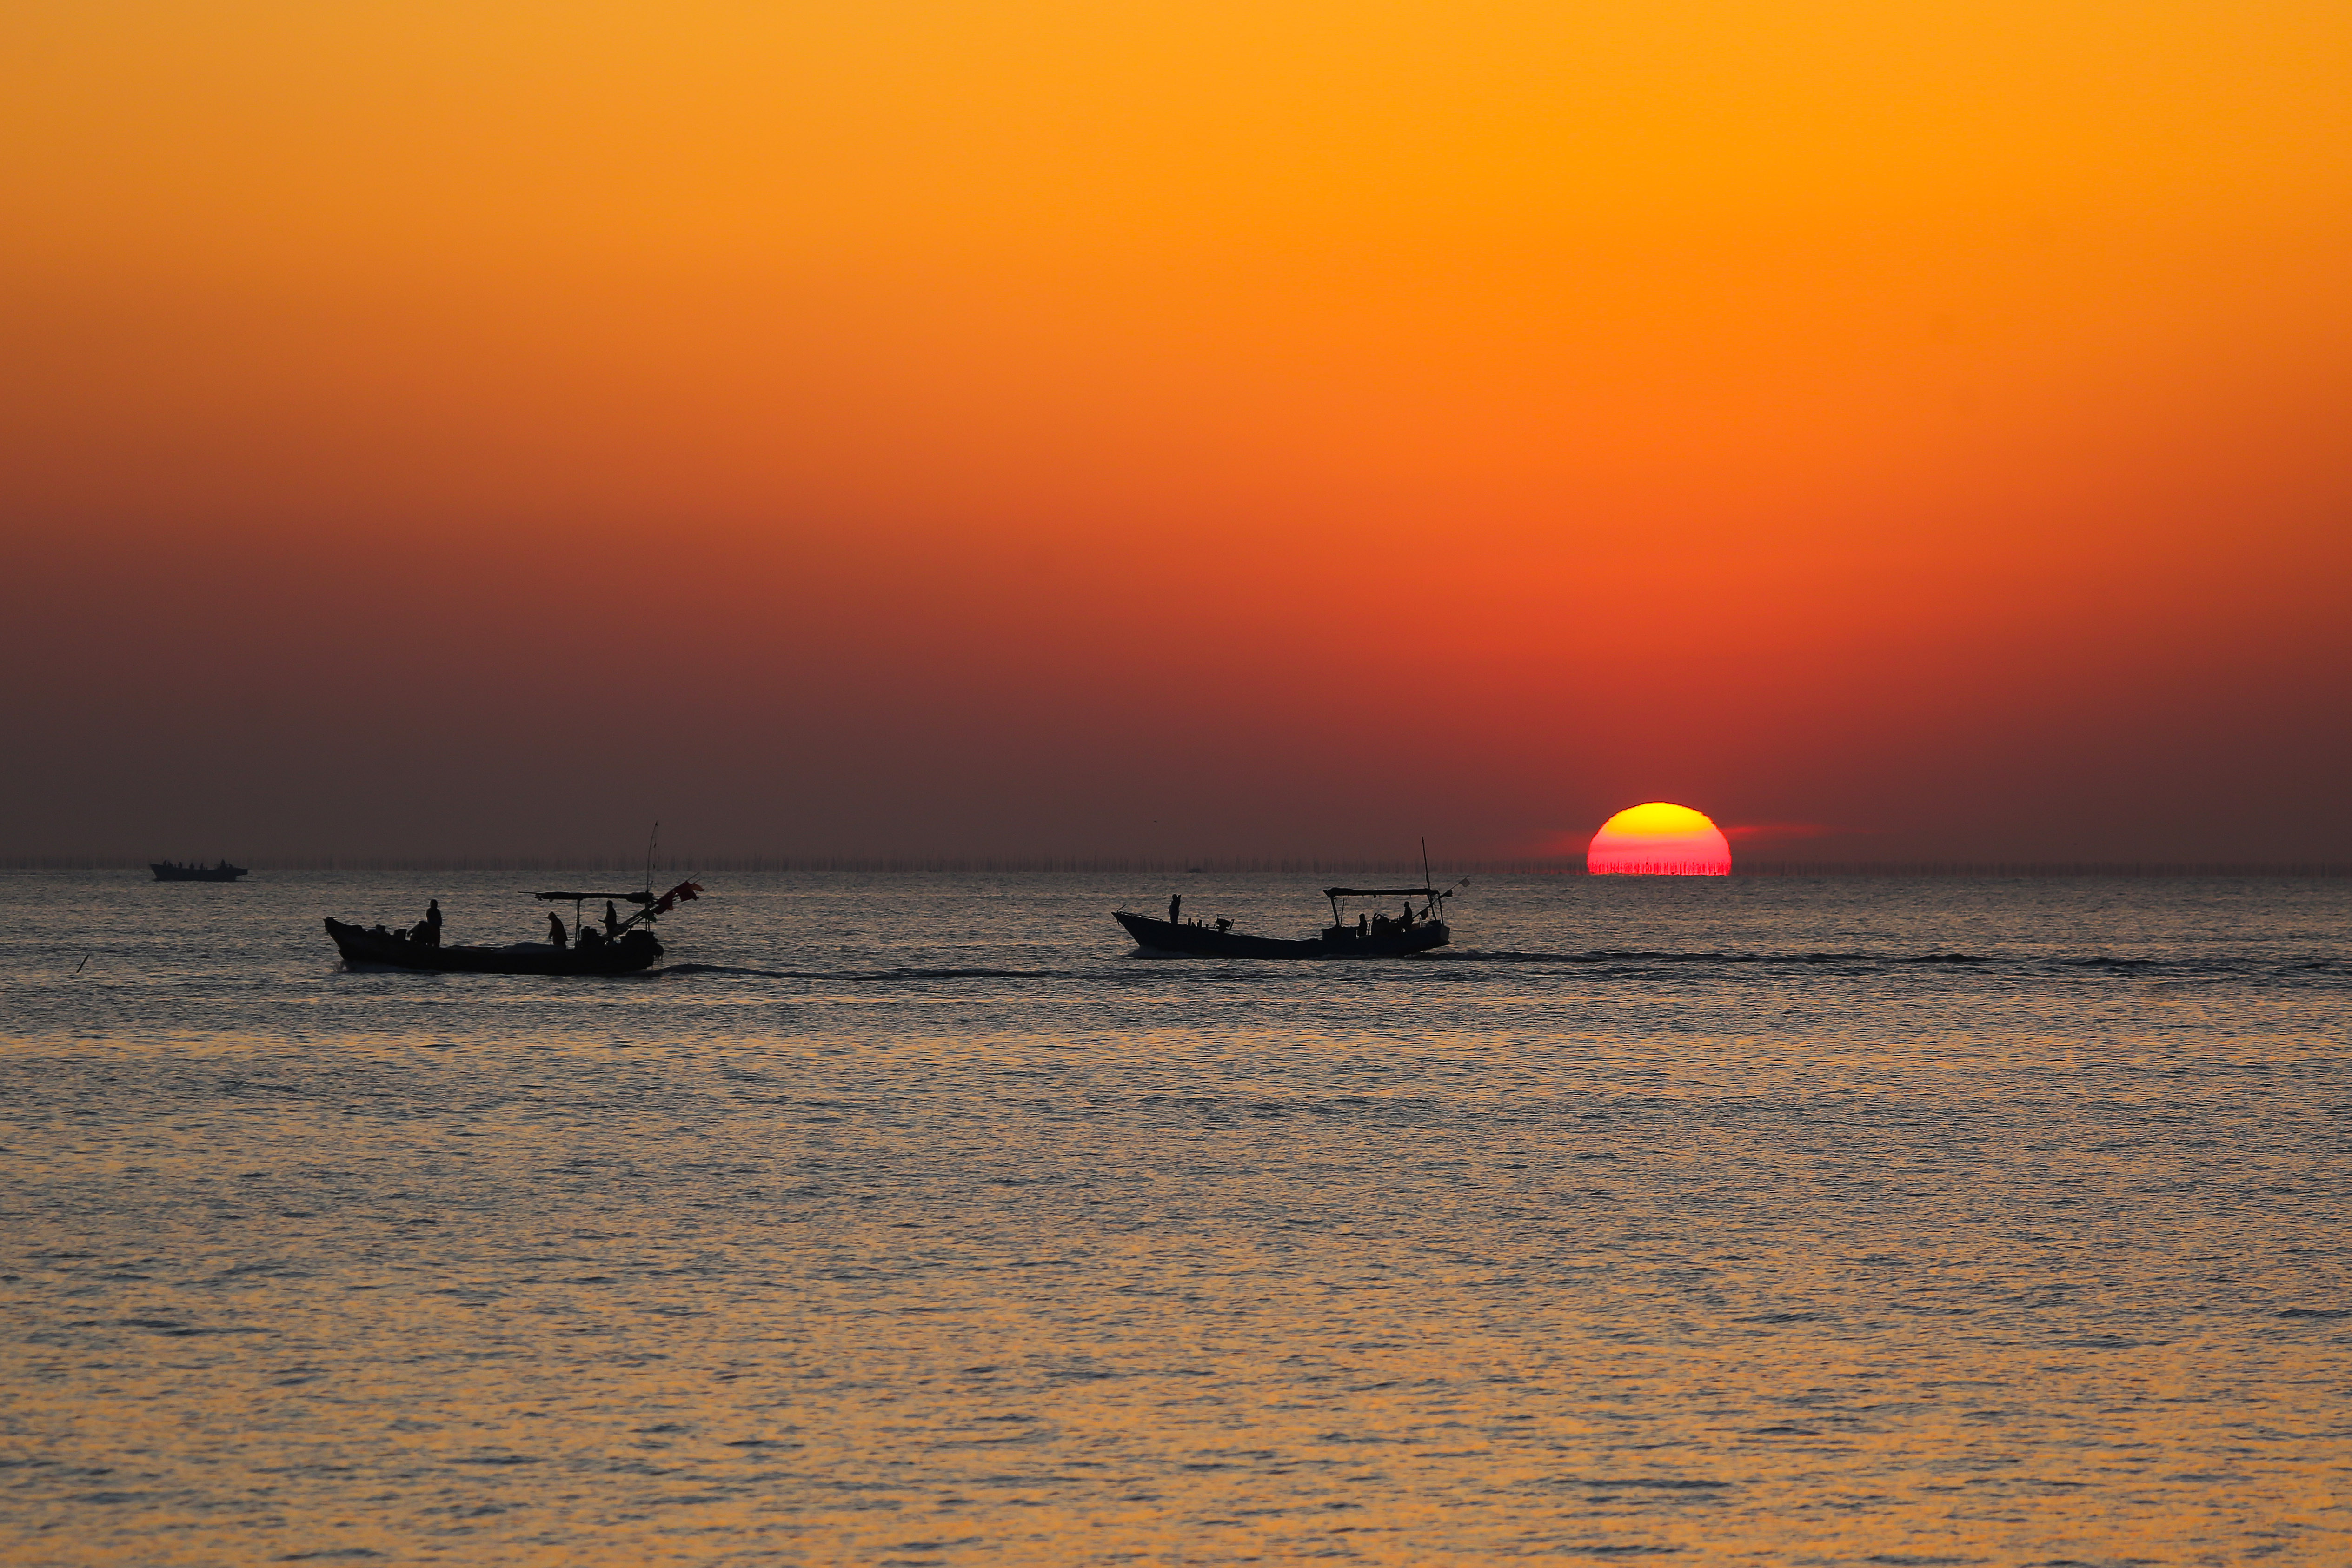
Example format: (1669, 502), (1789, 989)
(2, 869), (2347, 1566)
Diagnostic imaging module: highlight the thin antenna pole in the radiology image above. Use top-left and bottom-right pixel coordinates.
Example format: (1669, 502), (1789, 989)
(645, 821), (659, 897)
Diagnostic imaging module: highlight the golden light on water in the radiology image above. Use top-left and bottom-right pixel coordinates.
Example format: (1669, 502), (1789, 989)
(8, 1014), (2346, 1565)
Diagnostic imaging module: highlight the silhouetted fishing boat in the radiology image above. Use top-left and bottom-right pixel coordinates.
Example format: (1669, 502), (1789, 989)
(153, 859), (246, 882)
(1115, 880), (1455, 959)
(324, 880), (704, 976)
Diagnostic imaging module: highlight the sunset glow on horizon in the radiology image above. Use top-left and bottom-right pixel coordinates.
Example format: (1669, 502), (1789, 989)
(1588, 804), (1734, 876)
(2, 2), (2348, 864)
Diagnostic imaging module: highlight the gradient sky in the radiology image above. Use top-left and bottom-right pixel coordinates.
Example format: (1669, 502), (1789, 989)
(6, 1), (2348, 864)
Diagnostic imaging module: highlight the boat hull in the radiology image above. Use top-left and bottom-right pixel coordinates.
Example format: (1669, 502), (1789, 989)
(324, 917), (662, 975)
(1114, 911), (1449, 959)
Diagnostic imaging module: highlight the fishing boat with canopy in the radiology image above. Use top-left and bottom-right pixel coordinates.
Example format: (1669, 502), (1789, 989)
(1113, 850), (1460, 959)
(323, 879), (706, 975)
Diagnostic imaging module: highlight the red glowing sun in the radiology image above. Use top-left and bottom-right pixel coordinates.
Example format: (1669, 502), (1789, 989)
(1587, 803), (1733, 875)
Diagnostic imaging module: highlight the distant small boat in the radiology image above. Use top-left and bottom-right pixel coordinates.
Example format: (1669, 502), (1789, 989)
(324, 880), (705, 976)
(1115, 882), (1455, 959)
(153, 860), (247, 882)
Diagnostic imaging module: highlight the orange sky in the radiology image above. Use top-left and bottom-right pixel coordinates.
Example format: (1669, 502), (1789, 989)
(5, 1), (2348, 863)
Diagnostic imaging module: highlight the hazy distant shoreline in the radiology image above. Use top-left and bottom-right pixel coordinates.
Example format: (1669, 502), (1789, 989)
(5, 856), (2344, 877)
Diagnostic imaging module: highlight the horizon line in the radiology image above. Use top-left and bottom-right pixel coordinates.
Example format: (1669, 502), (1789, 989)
(7, 855), (2346, 878)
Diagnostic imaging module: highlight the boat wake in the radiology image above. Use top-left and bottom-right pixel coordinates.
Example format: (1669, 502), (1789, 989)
(635, 950), (2310, 983)
(652, 963), (1069, 982)
(1434, 948), (1990, 966)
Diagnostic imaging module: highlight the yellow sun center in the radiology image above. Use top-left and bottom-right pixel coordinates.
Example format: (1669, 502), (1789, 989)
(1600, 803), (1717, 837)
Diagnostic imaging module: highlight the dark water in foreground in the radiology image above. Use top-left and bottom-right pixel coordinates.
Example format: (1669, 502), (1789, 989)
(1, 870), (2347, 1567)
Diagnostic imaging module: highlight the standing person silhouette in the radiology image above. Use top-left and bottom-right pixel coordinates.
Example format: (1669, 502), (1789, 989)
(422, 899), (443, 948)
(546, 912), (567, 948)
(1168, 894), (1181, 925)
(604, 900), (621, 938)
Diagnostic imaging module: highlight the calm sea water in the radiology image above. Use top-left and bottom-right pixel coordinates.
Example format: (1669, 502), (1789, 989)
(1, 869), (2346, 1567)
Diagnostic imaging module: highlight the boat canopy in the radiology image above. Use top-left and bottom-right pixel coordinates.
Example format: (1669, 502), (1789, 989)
(1322, 886), (1440, 898)
(532, 880), (703, 937)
